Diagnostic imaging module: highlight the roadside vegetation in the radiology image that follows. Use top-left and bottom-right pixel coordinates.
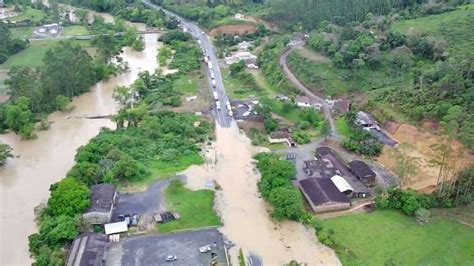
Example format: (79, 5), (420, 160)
(0, 142), (13, 166)
(157, 180), (221, 233)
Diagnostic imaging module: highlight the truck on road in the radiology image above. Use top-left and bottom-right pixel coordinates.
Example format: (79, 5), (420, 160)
(211, 79), (216, 88)
(213, 91), (218, 101)
(216, 100), (221, 110)
(208, 61), (213, 69)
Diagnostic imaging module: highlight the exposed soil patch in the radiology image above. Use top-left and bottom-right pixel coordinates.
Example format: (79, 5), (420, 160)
(209, 23), (257, 37)
(377, 123), (473, 191)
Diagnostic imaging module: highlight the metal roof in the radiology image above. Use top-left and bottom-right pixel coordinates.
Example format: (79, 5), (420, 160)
(330, 175), (354, 193)
(104, 221), (128, 235)
(299, 178), (350, 206)
(85, 184), (116, 213)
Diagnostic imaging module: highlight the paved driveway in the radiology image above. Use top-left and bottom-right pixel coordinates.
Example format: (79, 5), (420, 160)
(111, 180), (169, 222)
(106, 229), (228, 266)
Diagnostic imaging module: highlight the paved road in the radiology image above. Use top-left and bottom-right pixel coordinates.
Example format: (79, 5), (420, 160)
(144, 1), (232, 127)
(279, 42), (342, 142)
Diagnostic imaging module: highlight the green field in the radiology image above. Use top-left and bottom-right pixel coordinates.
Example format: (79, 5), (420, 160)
(10, 27), (34, 39)
(149, 153), (204, 179)
(323, 210), (474, 266)
(157, 180), (221, 233)
(335, 117), (351, 136)
(0, 39), (93, 69)
(62, 25), (90, 36)
(174, 72), (200, 95)
(392, 4), (474, 58)
(286, 50), (410, 96)
(9, 7), (48, 22)
(223, 68), (267, 99)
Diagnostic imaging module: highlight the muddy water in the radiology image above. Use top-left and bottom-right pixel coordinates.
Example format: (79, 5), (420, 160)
(0, 33), (159, 265)
(183, 124), (341, 265)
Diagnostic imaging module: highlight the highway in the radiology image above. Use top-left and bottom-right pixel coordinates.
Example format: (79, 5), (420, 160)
(143, 1), (232, 127)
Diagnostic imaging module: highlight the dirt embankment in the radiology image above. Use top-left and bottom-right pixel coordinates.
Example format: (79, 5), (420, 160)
(378, 123), (473, 192)
(209, 23), (257, 37)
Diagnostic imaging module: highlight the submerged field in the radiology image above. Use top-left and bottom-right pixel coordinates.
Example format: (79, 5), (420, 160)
(322, 210), (474, 265)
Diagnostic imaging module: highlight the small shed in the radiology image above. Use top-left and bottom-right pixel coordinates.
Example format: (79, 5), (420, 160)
(332, 100), (351, 115)
(268, 131), (296, 147)
(348, 160), (376, 186)
(330, 175), (354, 195)
(104, 221), (128, 235)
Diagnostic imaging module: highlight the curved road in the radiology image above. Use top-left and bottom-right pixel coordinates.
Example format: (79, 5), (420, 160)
(279, 42), (341, 141)
(143, 1), (232, 127)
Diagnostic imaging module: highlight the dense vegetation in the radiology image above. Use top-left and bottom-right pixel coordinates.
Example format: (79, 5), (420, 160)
(255, 153), (305, 221)
(339, 111), (383, 156)
(0, 142), (14, 166)
(0, 24), (29, 64)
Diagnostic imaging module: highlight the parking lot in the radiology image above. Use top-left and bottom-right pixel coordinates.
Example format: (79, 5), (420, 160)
(111, 180), (168, 222)
(106, 228), (228, 266)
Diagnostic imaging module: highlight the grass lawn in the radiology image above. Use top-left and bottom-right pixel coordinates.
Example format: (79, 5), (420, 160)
(62, 25), (89, 36)
(157, 180), (221, 233)
(323, 210), (474, 266)
(174, 72), (200, 95)
(9, 7), (48, 22)
(335, 117), (351, 137)
(0, 39), (93, 69)
(223, 68), (267, 99)
(149, 153), (204, 179)
(10, 27), (34, 39)
(392, 4), (474, 58)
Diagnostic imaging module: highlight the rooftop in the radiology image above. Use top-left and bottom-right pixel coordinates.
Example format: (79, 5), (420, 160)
(348, 160), (376, 178)
(333, 100), (351, 113)
(295, 95), (315, 104)
(270, 131), (291, 139)
(85, 184), (116, 213)
(66, 233), (107, 266)
(299, 178), (350, 206)
(331, 175), (354, 193)
(104, 221), (128, 235)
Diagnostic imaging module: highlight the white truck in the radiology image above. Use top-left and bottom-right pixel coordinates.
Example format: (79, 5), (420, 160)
(208, 61), (213, 69)
(203, 56), (209, 64)
(213, 91), (218, 101)
(216, 100), (221, 110)
(211, 79), (216, 88)
(226, 101), (233, 116)
(210, 71), (215, 80)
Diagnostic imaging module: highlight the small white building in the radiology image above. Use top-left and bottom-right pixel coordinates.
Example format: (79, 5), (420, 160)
(330, 175), (355, 195)
(104, 221), (128, 235)
(225, 51), (257, 65)
(296, 95), (316, 108)
(234, 13), (244, 20)
(237, 41), (253, 51)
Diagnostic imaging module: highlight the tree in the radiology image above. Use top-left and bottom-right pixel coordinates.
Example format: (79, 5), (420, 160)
(268, 186), (305, 221)
(55, 95), (71, 111)
(0, 143), (13, 166)
(47, 178), (90, 217)
(389, 144), (420, 186)
(320, 120), (331, 141)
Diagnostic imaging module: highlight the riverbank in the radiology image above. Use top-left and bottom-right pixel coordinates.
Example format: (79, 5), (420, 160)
(0, 32), (159, 265)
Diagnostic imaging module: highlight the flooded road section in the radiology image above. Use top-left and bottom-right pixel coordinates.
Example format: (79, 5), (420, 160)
(0, 33), (159, 265)
(183, 124), (341, 265)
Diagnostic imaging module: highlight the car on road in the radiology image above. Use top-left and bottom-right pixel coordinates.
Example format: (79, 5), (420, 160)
(165, 255), (177, 262)
(201, 31), (205, 35)
(199, 245), (212, 253)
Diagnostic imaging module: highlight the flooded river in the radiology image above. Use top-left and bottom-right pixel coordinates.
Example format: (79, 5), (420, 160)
(0, 33), (159, 265)
(184, 124), (341, 265)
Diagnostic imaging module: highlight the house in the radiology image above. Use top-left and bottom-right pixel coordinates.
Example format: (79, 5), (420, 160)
(104, 221), (128, 235)
(82, 184), (117, 225)
(245, 58), (258, 69)
(276, 95), (290, 101)
(295, 95), (316, 108)
(237, 41), (253, 51)
(225, 51), (257, 65)
(332, 100), (351, 115)
(298, 178), (351, 213)
(356, 111), (379, 130)
(66, 233), (107, 266)
(268, 131), (296, 147)
(234, 13), (244, 20)
(348, 160), (376, 186)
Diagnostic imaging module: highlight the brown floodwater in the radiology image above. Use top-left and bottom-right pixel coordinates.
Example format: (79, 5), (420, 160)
(0, 33), (159, 265)
(183, 124), (341, 265)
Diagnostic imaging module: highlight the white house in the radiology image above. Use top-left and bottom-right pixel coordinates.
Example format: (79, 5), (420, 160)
(296, 95), (316, 108)
(237, 41), (253, 51)
(225, 51), (257, 65)
(234, 13), (244, 20)
(104, 221), (128, 235)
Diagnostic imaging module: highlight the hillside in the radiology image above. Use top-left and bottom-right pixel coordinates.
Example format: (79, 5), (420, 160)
(392, 4), (474, 58)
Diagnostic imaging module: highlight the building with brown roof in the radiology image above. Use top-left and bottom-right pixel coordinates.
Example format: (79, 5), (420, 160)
(332, 100), (351, 115)
(298, 178), (350, 213)
(268, 131), (296, 147)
